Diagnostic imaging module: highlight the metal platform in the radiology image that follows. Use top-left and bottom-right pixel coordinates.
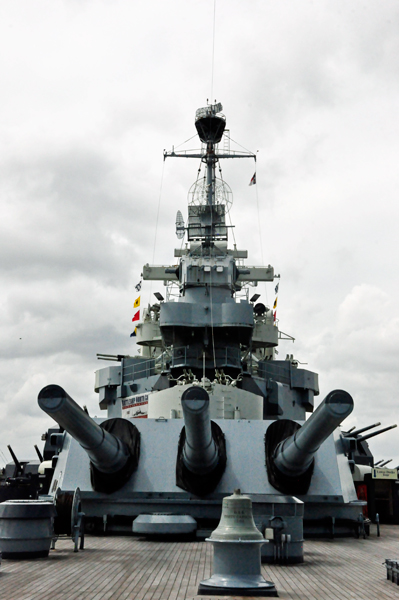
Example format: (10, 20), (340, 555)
(1, 524), (399, 599)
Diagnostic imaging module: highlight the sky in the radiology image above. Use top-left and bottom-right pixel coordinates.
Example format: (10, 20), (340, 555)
(1, 0), (399, 470)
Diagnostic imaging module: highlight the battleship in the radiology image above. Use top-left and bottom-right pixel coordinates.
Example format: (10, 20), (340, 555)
(1, 102), (397, 572)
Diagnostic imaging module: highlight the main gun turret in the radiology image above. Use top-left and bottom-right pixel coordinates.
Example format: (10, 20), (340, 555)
(38, 384), (140, 494)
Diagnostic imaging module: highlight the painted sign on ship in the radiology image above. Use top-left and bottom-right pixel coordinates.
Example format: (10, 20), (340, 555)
(122, 393), (149, 418)
(372, 468), (398, 480)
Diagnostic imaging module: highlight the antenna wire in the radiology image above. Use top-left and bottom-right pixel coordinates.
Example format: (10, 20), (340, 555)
(210, 0), (217, 101)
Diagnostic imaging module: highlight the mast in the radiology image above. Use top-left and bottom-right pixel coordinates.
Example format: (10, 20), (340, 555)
(164, 102), (255, 244)
(140, 102), (276, 378)
(194, 103), (224, 209)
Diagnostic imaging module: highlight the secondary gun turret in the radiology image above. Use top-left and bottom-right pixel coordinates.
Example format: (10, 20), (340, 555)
(38, 384), (140, 494)
(176, 386), (226, 496)
(266, 390), (354, 494)
(342, 421), (397, 467)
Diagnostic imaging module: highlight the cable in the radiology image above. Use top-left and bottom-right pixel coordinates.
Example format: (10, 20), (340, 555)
(224, 133), (255, 156)
(208, 230), (217, 370)
(218, 163), (237, 248)
(148, 159), (165, 305)
(174, 133), (199, 150)
(211, 0), (217, 101)
(0, 446), (8, 466)
(208, 155), (217, 370)
(254, 176), (269, 307)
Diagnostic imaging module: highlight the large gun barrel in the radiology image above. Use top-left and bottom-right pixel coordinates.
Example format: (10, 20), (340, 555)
(176, 386), (226, 497)
(181, 387), (218, 475)
(273, 389), (354, 479)
(38, 384), (129, 473)
(38, 384), (140, 493)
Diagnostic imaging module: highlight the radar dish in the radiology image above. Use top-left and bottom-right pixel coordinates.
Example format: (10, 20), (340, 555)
(188, 177), (233, 213)
(175, 210), (185, 239)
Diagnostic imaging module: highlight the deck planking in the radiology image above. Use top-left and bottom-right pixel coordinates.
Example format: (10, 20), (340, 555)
(1, 525), (399, 600)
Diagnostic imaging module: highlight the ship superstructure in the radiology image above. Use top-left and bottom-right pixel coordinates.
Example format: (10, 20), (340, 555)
(97, 102), (317, 426)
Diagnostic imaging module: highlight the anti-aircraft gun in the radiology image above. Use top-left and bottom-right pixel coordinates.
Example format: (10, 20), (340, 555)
(0, 444), (43, 502)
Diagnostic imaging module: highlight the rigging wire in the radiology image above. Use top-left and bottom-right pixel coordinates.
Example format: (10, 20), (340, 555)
(210, 0), (217, 101)
(152, 160), (165, 264)
(148, 159), (166, 305)
(208, 180), (217, 371)
(254, 177), (269, 307)
(209, 272), (217, 370)
(224, 133), (254, 156)
(191, 160), (204, 202)
(219, 163), (237, 249)
(174, 133), (199, 150)
(0, 446), (8, 466)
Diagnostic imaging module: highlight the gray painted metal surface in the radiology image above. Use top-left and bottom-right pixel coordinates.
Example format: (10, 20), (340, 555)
(37, 102), (367, 543)
(133, 514), (197, 535)
(49, 419), (359, 516)
(0, 500), (56, 558)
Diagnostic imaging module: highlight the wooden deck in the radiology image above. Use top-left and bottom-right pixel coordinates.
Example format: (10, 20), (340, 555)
(1, 525), (399, 599)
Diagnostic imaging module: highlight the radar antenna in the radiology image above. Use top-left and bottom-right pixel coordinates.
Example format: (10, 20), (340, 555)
(175, 210), (185, 239)
(188, 177), (233, 213)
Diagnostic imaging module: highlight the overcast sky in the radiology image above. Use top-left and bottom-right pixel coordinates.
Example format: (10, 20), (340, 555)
(1, 0), (399, 470)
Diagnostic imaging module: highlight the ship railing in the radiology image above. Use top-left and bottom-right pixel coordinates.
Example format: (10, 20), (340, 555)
(122, 351), (174, 382)
(170, 346), (242, 370)
(123, 345), (256, 383)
